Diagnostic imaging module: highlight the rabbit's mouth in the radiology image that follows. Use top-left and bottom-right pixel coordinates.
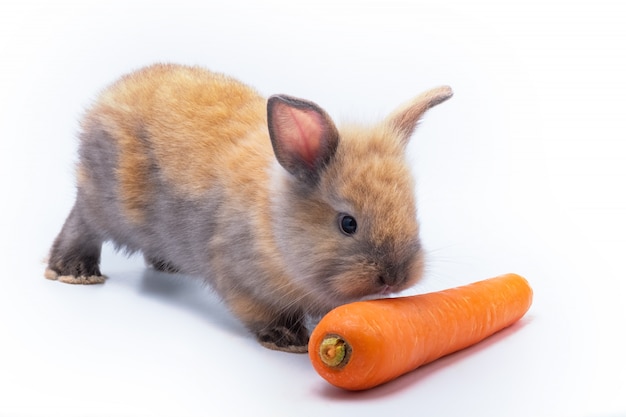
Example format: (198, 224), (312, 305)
(369, 279), (406, 298)
(378, 284), (393, 295)
(357, 284), (397, 302)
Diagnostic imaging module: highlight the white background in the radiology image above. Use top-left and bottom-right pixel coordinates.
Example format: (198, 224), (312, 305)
(1, 0), (625, 416)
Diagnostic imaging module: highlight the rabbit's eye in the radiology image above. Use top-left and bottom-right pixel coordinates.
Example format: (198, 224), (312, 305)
(339, 214), (358, 235)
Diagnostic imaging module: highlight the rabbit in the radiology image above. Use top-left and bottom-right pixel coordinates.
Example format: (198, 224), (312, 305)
(44, 63), (452, 353)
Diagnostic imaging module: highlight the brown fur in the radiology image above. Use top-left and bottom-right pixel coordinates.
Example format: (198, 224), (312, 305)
(46, 63), (452, 352)
(82, 64), (268, 222)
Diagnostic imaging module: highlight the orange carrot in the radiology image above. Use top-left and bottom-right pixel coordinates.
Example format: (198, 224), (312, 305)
(308, 273), (533, 390)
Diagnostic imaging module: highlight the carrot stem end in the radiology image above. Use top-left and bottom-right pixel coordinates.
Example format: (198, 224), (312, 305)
(319, 335), (351, 368)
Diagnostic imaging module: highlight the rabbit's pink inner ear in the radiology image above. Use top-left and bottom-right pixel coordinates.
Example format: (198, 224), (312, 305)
(271, 101), (326, 168)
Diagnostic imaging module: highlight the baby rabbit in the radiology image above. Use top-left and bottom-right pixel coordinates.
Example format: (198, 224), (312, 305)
(45, 63), (452, 352)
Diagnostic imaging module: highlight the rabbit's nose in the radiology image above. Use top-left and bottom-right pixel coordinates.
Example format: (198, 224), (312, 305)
(377, 278), (393, 295)
(377, 272), (399, 288)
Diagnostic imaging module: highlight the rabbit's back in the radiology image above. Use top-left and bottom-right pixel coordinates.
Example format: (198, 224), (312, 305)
(79, 63), (270, 223)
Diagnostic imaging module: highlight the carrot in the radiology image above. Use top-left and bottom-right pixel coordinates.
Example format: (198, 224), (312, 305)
(308, 273), (533, 391)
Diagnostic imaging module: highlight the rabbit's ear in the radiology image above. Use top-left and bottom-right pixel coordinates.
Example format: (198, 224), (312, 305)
(267, 95), (339, 185)
(385, 86), (453, 146)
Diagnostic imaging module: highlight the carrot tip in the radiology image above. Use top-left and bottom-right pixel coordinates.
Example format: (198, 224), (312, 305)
(319, 335), (351, 368)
